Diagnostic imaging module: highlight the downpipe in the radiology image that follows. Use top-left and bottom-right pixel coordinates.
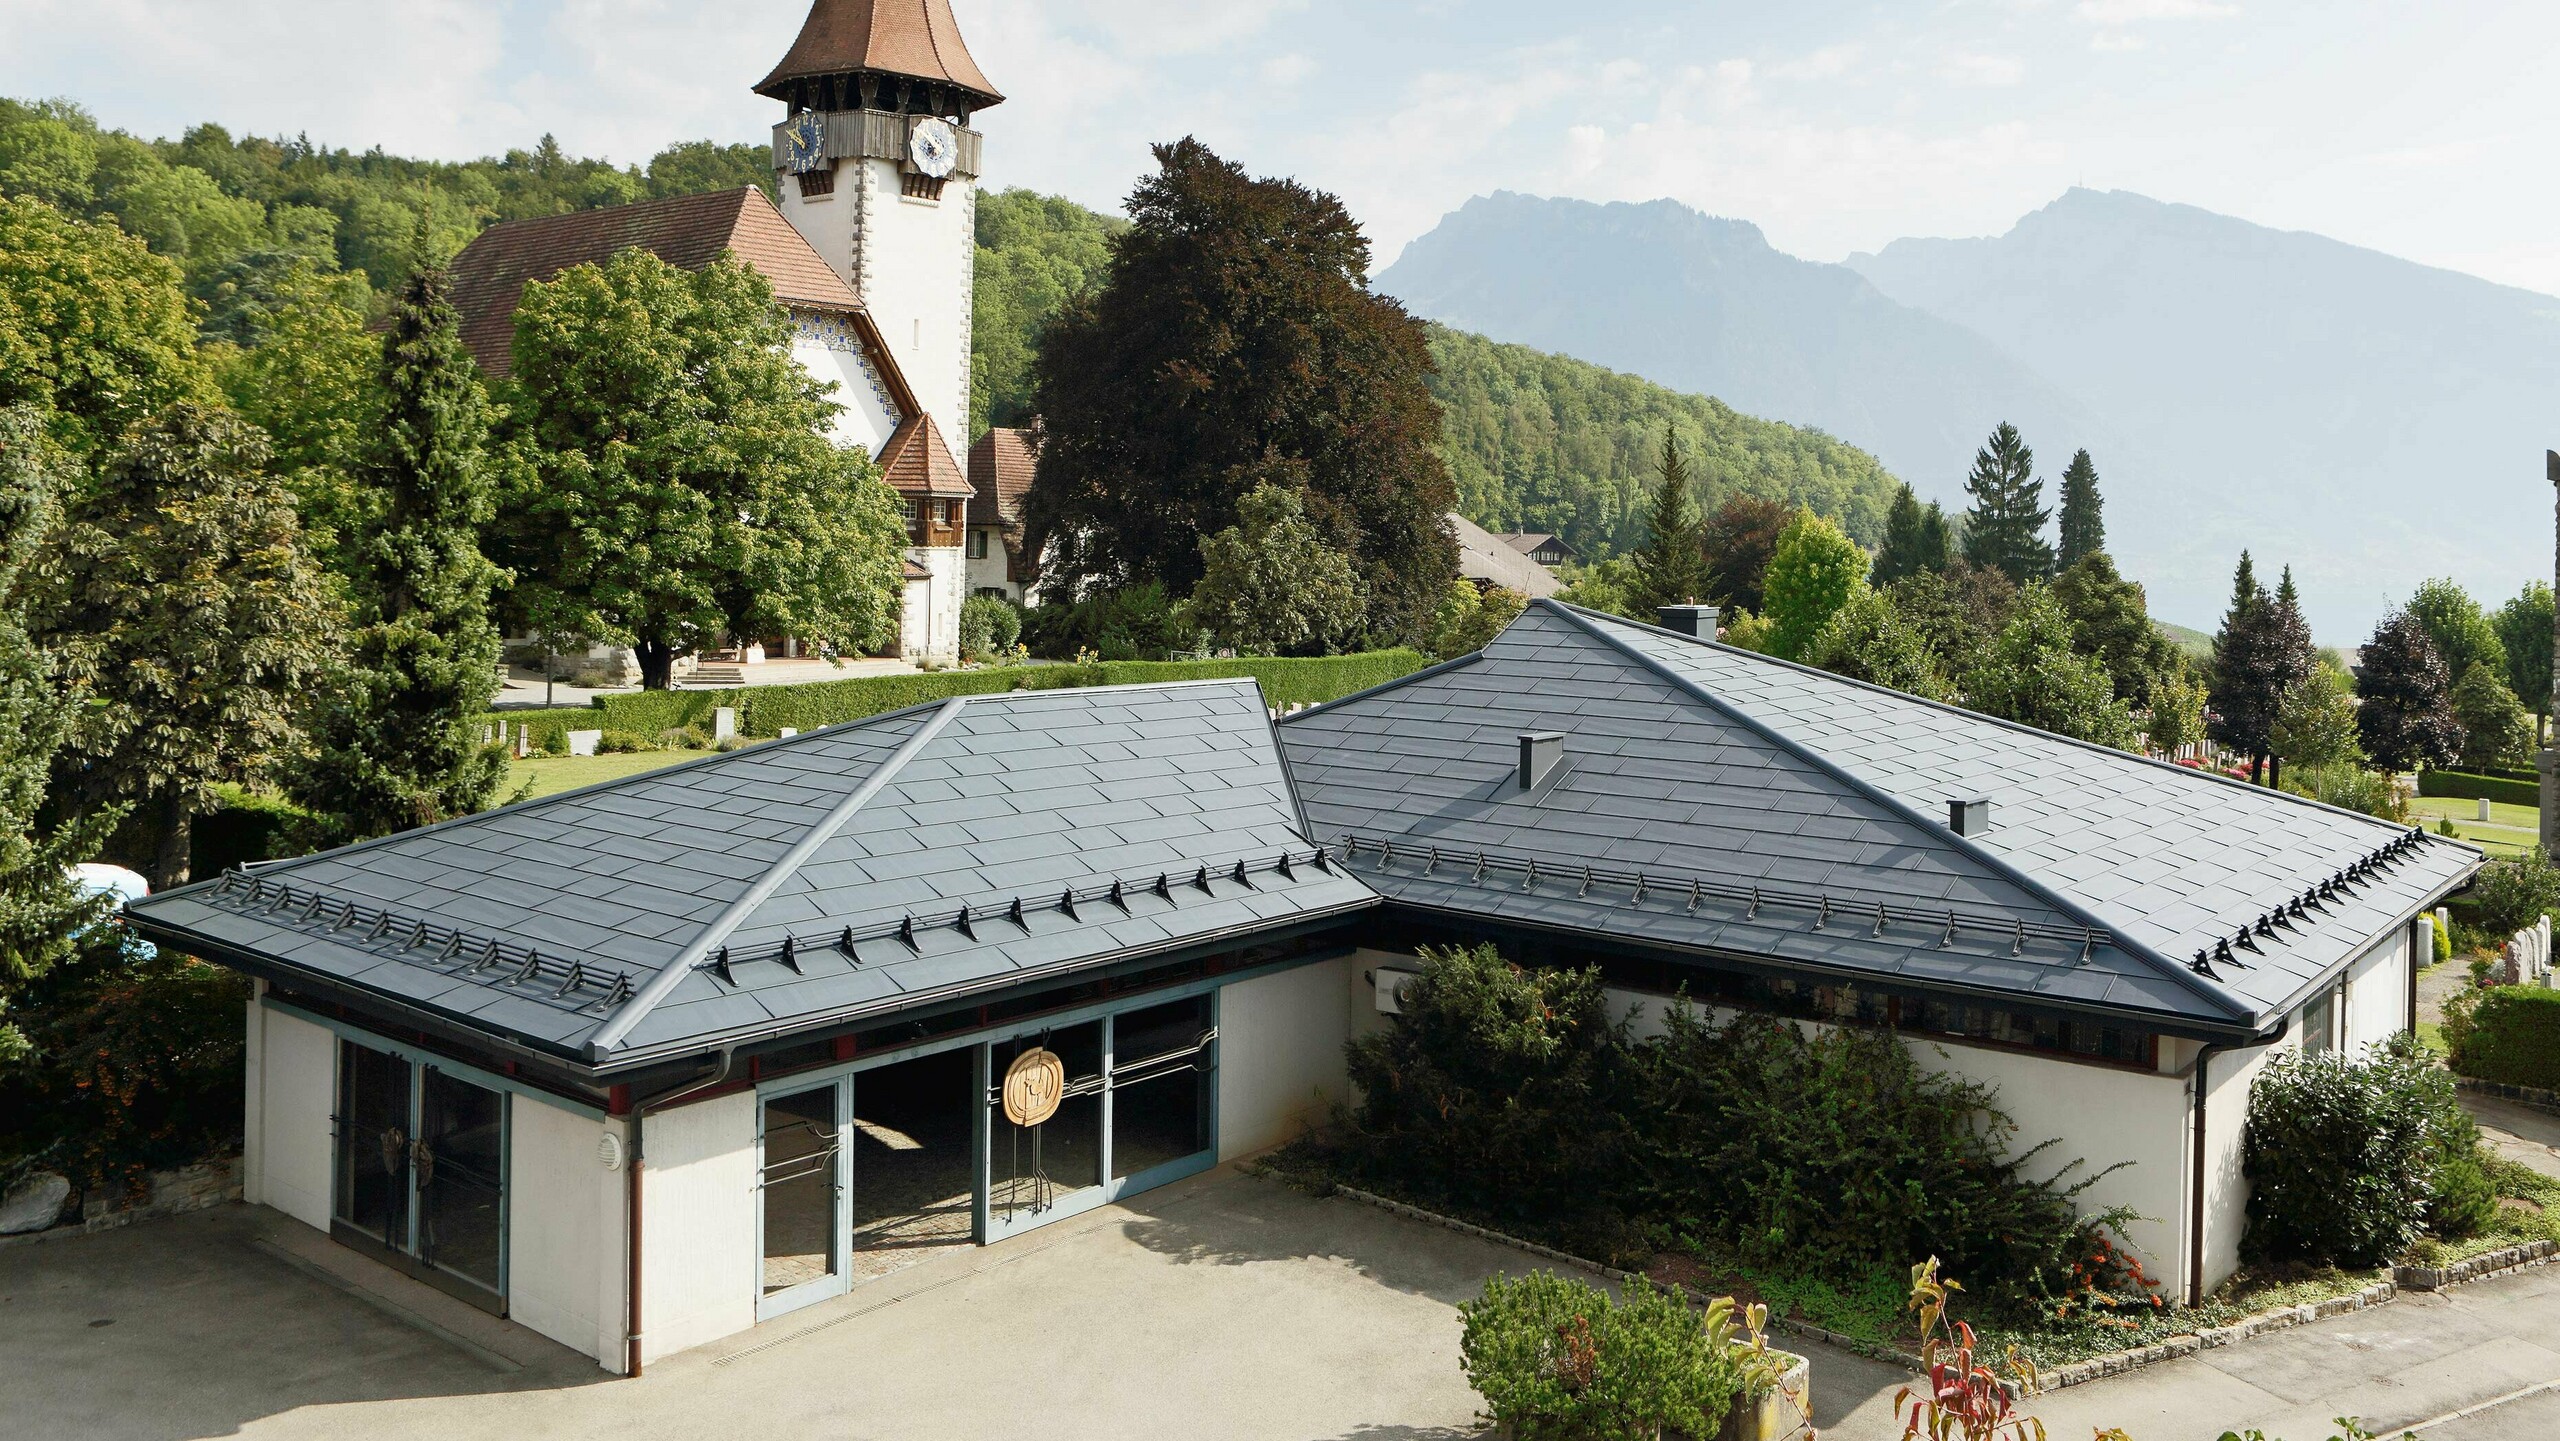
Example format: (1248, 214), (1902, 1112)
(624, 1047), (736, 1378)
(2187, 1014), (2288, 1308)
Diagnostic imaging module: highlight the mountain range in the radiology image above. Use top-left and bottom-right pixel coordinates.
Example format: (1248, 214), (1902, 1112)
(1378, 187), (2560, 639)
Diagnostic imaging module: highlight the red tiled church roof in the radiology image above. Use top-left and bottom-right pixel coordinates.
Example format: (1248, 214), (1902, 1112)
(966, 427), (1036, 529)
(877, 411), (975, 498)
(447, 187), (861, 378)
(755, 0), (1002, 107)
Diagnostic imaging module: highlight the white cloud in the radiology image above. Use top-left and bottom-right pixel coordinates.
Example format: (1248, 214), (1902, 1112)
(2073, 0), (2238, 22)
(1770, 45), (1859, 83)
(1938, 52), (2027, 86)
(1260, 53), (1317, 86)
(2088, 31), (2149, 52)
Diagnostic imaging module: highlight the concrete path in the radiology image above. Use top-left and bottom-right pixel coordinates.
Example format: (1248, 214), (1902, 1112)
(2465, 1093), (2560, 1181)
(7, 1168), (2560, 1441)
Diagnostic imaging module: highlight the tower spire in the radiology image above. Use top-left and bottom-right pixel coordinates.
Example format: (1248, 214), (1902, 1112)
(755, 0), (1002, 115)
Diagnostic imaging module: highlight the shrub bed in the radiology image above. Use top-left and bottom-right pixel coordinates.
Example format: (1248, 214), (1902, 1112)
(1458, 1270), (1755, 1441)
(1323, 944), (2145, 1323)
(2447, 985), (2560, 1090)
(2243, 1036), (2487, 1267)
(2417, 769), (2539, 807)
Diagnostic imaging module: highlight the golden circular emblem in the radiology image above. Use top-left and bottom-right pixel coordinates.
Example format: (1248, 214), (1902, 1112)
(1002, 1047), (1066, 1128)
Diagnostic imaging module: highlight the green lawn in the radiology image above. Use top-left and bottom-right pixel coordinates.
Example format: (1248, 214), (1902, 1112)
(2409, 795), (2539, 856)
(505, 748), (708, 801)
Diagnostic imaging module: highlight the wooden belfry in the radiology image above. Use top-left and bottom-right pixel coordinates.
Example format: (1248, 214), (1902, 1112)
(2544, 450), (2560, 860)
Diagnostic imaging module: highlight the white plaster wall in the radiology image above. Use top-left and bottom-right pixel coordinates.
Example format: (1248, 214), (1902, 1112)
(849, 156), (975, 448)
(1906, 1035), (2190, 1289)
(2343, 927), (2413, 1054)
(2197, 1024), (2300, 1299)
(779, 167), (858, 294)
(910, 544), (965, 666)
(898, 574), (930, 659)
(508, 1095), (607, 1363)
(964, 534), (1019, 603)
(1218, 955), (1358, 1160)
(596, 1116), (633, 1375)
(639, 1090), (758, 1364)
(789, 332), (899, 454)
(254, 1006), (337, 1232)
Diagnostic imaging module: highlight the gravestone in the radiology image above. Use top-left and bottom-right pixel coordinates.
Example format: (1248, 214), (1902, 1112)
(566, 729), (601, 757)
(714, 707), (737, 743)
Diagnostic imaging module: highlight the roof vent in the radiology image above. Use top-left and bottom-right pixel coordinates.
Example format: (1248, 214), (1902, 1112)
(1518, 732), (1565, 792)
(1948, 797), (1992, 838)
(1656, 604), (1717, 639)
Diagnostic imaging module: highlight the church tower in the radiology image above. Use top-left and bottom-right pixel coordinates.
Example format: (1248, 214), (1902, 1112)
(758, 0), (999, 455)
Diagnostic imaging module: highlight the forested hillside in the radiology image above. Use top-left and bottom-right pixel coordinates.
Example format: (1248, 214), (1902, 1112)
(0, 97), (770, 326)
(1427, 326), (1898, 554)
(969, 189), (1904, 557)
(0, 100), (1904, 562)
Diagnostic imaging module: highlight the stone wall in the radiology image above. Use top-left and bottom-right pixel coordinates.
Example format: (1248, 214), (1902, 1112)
(0, 1156), (241, 1249)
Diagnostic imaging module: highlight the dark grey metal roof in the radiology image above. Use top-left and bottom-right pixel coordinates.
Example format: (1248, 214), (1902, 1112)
(1279, 601), (2477, 1034)
(130, 680), (1375, 1069)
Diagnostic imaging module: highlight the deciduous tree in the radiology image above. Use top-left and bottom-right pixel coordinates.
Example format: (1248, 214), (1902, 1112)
(1022, 139), (1457, 644)
(2270, 663), (2363, 770)
(2051, 552), (2176, 710)
(496, 250), (908, 689)
(1803, 588), (1948, 699)
(1963, 585), (2139, 747)
(292, 265), (506, 841)
(1175, 481), (1368, 657)
(1761, 508), (1869, 661)
(1958, 422), (2054, 584)
(33, 402), (331, 888)
(0, 196), (211, 455)
(1699, 494), (1793, 617)
(2356, 609), (2462, 774)
(2492, 582), (2554, 745)
(1629, 424), (1712, 611)
(2407, 578), (2506, 693)
(2055, 448), (2105, 570)
(2451, 663), (2532, 772)
(1426, 581), (1528, 661)
(212, 258), (381, 572)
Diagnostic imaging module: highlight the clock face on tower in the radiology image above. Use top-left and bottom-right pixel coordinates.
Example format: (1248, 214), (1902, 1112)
(784, 110), (826, 174)
(907, 118), (959, 180)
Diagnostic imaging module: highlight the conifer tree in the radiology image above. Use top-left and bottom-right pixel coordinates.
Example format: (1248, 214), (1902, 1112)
(2207, 552), (2288, 784)
(1958, 422), (2054, 584)
(2056, 448), (2105, 569)
(1630, 424), (1712, 611)
(34, 402), (331, 888)
(292, 265), (505, 841)
(1874, 483), (1953, 584)
(2261, 567), (2319, 787)
(0, 408), (114, 1063)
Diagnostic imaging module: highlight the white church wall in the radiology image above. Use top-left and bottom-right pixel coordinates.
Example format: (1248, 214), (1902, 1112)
(789, 312), (901, 454)
(847, 156), (976, 449)
(911, 546), (965, 666)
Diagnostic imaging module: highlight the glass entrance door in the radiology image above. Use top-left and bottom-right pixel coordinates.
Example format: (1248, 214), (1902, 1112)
(758, 1083), (846, 1319)
(330, 1039), (508, 1313)
(982, 996), (1219, 1243)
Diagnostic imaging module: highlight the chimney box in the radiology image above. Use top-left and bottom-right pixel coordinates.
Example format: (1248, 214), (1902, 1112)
(1948, 797), (1992, 837)
(1518, 732), (1565, 792)
(1656, 604), (1717, 639)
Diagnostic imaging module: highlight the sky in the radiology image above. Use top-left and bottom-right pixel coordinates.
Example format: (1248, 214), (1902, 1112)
(7, 0), (2560, 292)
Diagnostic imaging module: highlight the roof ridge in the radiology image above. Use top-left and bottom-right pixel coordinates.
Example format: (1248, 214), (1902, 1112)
(1563, 601), (2422, 838)
(1534, 600), (2255, 1025)
(584, 695), (969, 1058)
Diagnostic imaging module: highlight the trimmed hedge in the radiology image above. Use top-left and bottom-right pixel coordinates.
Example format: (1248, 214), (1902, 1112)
(2419, 769), (2539, 807)
(2450, 985), (2560, 1090)
(584, 651), (1429, 739)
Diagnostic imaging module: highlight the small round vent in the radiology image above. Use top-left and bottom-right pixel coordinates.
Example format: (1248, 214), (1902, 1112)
(598, 1132), (625, 1172)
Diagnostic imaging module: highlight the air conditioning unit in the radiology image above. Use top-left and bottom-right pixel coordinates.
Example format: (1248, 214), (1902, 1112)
(1373, 967), (1422, 1014)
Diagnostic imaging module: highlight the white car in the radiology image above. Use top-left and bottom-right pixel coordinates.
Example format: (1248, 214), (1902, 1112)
(69, 863), (154, 958)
